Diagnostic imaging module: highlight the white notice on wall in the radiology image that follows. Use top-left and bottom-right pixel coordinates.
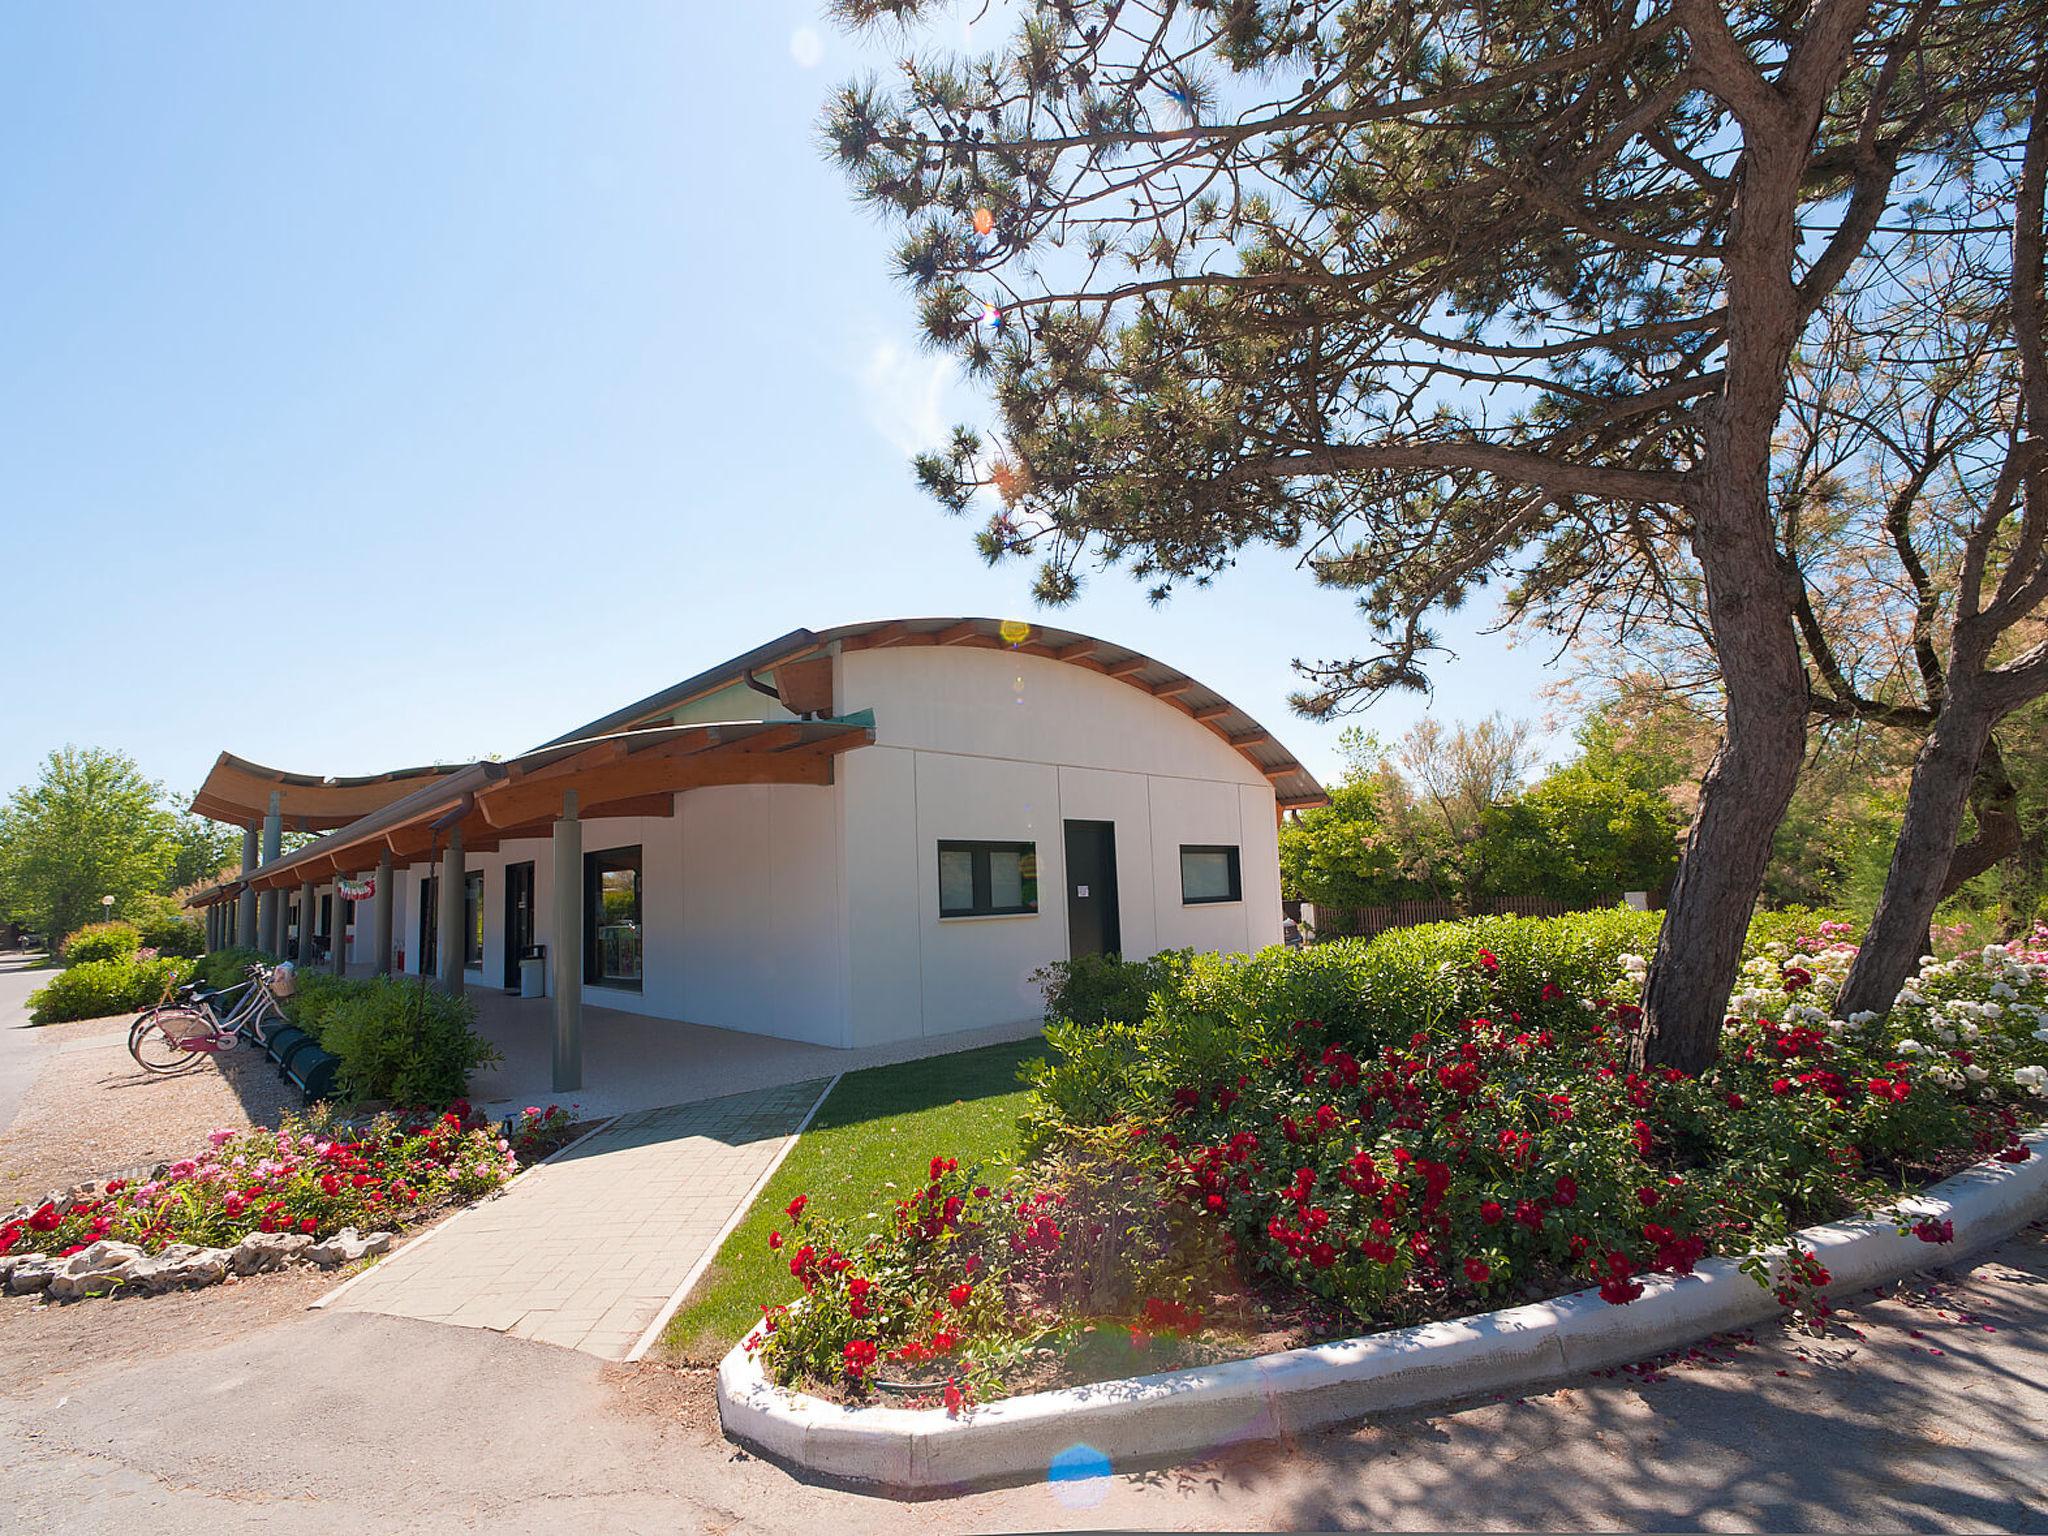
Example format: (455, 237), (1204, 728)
(1075, 885), (1089, 898)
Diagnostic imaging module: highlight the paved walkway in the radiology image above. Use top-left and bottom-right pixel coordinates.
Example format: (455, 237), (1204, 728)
(0, 952), (57, 1135)
(325, 1078), (830, 1358)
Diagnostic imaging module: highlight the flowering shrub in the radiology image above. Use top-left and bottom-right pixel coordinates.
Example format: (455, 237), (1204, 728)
(508, 1104), (584, 1161)
(746, 912), (2048, 1401)
(0, 1107), (518, 1266)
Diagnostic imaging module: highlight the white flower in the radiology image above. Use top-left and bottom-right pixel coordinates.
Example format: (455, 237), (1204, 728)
(2012, 1065), (2048, 1098)
(1965, 1064), (1989, 1083)
(1896, 1039), (1924, 1055)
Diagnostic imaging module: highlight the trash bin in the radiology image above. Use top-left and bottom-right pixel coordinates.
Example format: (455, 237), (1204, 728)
(519, 944), (547, 999)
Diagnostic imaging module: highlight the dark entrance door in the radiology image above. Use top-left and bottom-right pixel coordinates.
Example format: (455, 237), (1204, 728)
(503, 861), (535, 989)
(419, 875), (438, 978)
(1063, 820), (1121, 958)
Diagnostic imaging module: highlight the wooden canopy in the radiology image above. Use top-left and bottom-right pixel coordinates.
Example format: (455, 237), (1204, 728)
(190, 753), (471, 832)
(185, 720), (872, 905)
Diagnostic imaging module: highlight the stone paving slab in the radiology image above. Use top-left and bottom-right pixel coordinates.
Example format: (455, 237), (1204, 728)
(325, 1078), (830, 1358)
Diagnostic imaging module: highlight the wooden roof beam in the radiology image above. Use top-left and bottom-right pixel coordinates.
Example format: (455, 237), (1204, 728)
(1105, 656), (1149, 679)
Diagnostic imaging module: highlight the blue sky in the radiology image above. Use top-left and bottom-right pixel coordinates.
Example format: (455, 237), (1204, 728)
(0, 3), (1561, 805)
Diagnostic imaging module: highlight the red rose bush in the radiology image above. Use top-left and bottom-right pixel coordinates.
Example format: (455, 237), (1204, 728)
(747, 911), (2048, 1402)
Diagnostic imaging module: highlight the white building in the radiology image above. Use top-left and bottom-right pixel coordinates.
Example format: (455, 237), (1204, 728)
(188, 618), (1325, 1081)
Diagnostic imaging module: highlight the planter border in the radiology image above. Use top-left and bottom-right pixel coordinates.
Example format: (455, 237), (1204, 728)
(715, 1126), (2048, 1495)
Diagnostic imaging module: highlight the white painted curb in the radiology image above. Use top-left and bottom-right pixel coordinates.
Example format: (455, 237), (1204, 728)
(715, 1127), (2048, 1494)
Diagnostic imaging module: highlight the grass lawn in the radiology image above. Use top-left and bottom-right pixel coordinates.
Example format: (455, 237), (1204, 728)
(661, 1035), (1047, 1362)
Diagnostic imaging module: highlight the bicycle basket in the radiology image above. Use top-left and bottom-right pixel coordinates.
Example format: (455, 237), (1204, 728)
(266, 961), (297, 999)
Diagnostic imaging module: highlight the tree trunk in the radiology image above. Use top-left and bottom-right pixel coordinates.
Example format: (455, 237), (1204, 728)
(1936, 734), (2021, 900)
(1637, 523), (1811, 1074)
(1836, 693), (2000, 1018)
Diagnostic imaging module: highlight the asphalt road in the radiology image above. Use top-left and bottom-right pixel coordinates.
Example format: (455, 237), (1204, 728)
(4, 1223), (2046, 1533)
(0, 951), (56, 1135)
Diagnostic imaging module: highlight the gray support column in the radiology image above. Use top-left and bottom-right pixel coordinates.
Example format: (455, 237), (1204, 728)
(372, 852), (394, 976)
(258, 792), (283, 956)
(237, 824), (259, 954)
(331, 882), (350, 977)
(438, 828), (465, 995)
(297, 879), (316, 964)
(551, 790), (582, 1092)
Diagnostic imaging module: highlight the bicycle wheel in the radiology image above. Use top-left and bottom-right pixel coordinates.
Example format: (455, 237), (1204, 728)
(130, 1007), (210, 1073)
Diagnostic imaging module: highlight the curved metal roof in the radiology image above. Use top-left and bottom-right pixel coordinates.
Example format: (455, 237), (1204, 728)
(541, 617), (1326, 809)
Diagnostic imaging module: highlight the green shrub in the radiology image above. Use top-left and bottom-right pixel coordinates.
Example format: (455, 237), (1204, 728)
(194, 946), (267, 990)
(60, 921), (142, 966)
(317, 976), (500, 1105)
(122, 893), (206, 958)
(280, 968), (354, 1042)
(1026, 909), (1664, 1146)
(1035, 949), (1193, 1027)
(28, 954), (192, 1023)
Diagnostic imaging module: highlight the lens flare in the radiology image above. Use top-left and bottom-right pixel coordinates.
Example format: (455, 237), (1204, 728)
(1048, 1443), (1113, 1509)
(973, 206), (994, 235)
(999, 618), (1032, 646)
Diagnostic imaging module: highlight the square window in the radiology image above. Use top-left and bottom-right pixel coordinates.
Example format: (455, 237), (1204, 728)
(1180, 845), (1242, 905)
(937, 840), (1038, 917)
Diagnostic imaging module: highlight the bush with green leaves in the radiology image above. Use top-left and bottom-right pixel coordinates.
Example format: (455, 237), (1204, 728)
(1034, 949), (1193, 1028)
(747, 914), (2048, 1402)
(124, 892), (205, 958)
(59, 921), (142, 966)
(189, 946), (261, 989)
(29, 954), (191, 1024)
(316, 976), (500, 1106)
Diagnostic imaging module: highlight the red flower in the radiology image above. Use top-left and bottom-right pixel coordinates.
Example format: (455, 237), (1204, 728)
(1635, 1186), (1660, 1209)
(320, 1174), (341, 1196)
(767, 1230), (783, 1250)
(26, 1204), (60, 1233)
(1552, 1174), (1578, 1208)
(1514, 1198), (1546, 1232)
(1476, 949), (1501, 975)
(848, 1276), (874, 1318)
(1464, 1257), (1492, 1284)
(948, 1282), (973, 1308)
(1540, 983), (1564, 1002)
(785, 1194), (809, 1221)
(842, 1339), (878, 1379)
(1479, 1200), (1504, 1226)
(1912, 1218), (1954, 1245)
(299, 1217), (317, 1234)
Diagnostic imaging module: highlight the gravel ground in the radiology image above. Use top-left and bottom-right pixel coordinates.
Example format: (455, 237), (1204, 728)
(0, 1012), (298, 1208)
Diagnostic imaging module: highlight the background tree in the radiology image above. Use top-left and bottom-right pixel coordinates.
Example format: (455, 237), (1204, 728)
(1283, 714), (1681, 915)
(0, 747), (177, 942)
(827, 0), (2038, 1068)
(166, 797), (239, 893)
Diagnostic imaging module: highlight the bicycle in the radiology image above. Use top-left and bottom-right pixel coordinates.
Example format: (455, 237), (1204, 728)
(128, 962), (297, 1074)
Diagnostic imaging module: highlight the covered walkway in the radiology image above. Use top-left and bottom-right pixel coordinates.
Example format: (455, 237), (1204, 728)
(463, 987), (1044, 1120)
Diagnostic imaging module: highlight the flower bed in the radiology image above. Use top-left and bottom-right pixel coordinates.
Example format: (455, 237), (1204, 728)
(740, 911), (2048, 1410)
(0, 1099), (572, 1300)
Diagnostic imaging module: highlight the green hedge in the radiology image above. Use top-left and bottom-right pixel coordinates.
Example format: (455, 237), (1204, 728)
(29, 954), (193, 1024)
(1024, 908), (1664, 1143)
(59, 921), (143, 966)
